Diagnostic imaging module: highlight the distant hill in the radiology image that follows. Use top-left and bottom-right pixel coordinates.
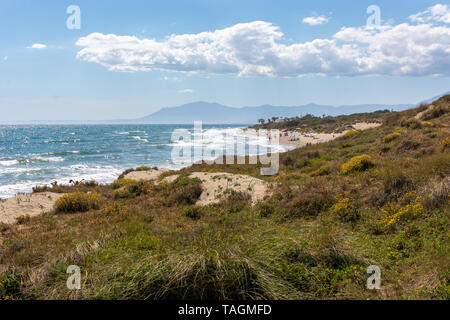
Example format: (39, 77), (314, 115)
(128, 101), (412, 124)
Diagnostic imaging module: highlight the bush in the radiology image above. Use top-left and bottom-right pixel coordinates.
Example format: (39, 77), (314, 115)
(185, 206), (202, 220)
(171, 184), (203, 205)
(401, 117), (422, 129)
(219, 189), (251, 213)
(441, 137), (450, 150)
(379, 168), (413, 203)
(382, 192), (424, 226)
(174, 174), (202, 188)
(101, 202), (129, 216)
(422, 105), (449, 120)
(343, 130), (360, 138)
(117, 168), (134, 180)
(113, 181), (151, 199)
(309, 166), (330, 177)
(112, 179), (138, 189)
(15, 215), (30, 225)
(53, 192), (101, 213)
(329, 197), (360, 224)
(341, 155), (374, 175)
(286, 192), (334, 218)
(383, 132), (401, 143)
(0, 270), (21, 299)
(258, 203), (275, 217)
(136, 166), (151, 171)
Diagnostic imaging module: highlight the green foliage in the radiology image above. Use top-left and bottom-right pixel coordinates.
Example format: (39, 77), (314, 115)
(185, 206), (202, 220)
(0, 270), (20, 299)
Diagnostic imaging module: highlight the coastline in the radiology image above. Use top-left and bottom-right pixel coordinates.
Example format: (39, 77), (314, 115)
(0, 121), (381, 224)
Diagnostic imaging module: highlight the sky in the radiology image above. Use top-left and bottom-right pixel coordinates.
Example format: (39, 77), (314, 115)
(0, 0), (449, 121)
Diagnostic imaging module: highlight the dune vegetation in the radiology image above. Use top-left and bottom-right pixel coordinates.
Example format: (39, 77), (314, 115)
(0, 96), (449, 300)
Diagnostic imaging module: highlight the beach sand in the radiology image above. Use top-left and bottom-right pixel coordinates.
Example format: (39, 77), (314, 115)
(0, 192), (65, 224)
(125, 170), (271, 206)
(246, 121), (381, 148)
(124, 168), (169, 181)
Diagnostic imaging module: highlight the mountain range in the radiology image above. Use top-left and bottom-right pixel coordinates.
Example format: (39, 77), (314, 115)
(3, 92), (448, 125)
(127, 91), (449, 124)
(126, 101), (410, 124)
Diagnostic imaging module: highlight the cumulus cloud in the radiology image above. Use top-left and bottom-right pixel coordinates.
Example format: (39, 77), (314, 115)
(179, 89), (193, 93)
(302, 16), (329, 26)
(27, 43), (47, 49)
(75, 5), (450, 77)
(409, 4), (450, 24)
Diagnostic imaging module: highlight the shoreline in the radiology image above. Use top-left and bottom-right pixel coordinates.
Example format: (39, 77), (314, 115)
(0, 121), (381, 201)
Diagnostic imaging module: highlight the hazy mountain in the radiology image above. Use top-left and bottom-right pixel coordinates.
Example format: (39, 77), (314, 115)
(129, 101), (411, 124)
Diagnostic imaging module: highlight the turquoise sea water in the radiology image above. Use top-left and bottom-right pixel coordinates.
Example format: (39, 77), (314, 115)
(0, 124), (290, 198)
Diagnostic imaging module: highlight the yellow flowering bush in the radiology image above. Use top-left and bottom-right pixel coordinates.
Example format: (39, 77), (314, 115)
(330, 197), (360, 223)
(344, 130), (360, 138)
(53, 192), (102, 213)
(341, 155), (374, 175)
(383, 132), (401, 143)
(101, 202), (129, 216)
(441, 137), (450, 150)
(111, 178), (138, 189)
(383, 191), (424, 226)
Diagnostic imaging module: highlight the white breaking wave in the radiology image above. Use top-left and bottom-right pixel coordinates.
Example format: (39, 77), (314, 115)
(132, 136), (149, 143)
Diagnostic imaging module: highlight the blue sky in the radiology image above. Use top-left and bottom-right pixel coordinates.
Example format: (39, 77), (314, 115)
(0, 0), (449, 121)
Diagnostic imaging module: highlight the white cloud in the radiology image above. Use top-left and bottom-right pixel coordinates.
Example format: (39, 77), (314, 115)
(3, 56), (7, 61)
(28, 43), (47, 49)
(409, 4), (450, 24)
(75, 6), (450, 77)
(302, 16), (329, 26)
(179, 89), (193, 93)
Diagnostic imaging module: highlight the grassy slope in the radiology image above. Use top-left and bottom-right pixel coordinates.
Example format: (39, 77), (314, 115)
(0, 96), (449, 300)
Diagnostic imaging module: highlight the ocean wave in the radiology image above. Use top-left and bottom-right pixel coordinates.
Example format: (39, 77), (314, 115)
(132, 136), (149, 143)
(0, 160), (19, 166)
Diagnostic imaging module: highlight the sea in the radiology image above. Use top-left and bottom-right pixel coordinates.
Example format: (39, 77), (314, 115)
(0, 124), (291, 198)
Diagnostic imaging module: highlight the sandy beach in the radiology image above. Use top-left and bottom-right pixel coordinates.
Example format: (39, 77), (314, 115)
(243, 121), (381, 148)
(0, 192), (65, 224)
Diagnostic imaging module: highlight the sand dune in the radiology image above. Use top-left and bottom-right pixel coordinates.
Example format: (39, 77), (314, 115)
(0, 192), (65, 224)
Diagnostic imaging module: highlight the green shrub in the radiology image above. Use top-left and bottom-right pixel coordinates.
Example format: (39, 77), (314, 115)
(174, 174), (202, 188)
(185, 206), (202, 220)
(53, 192), (101, 213)
(117, 168), (134, 180)
(309, 166), (331, 177)
(136, 166), (151, 171)
(0, 270), (20, 299)
(341, 155), (374, 175)
(113, 181), (151, 199)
